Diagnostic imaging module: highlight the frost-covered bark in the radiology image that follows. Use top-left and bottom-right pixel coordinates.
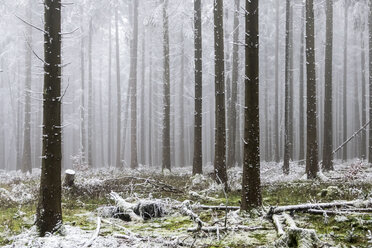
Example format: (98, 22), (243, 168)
(241, 0), (261, 209)
(36, 0), (63, 236)
(193, 0), (203, 175)
(305, 0), (319, 179)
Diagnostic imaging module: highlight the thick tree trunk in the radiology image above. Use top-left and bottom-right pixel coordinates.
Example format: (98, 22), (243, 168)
(36, 0), (62, 236)
(22, 3), (32, 173)
(162, 0), (171, 171)
(369, 0), (372, 164)
(241, 0), (261, 210)
(213, 0), (228, 187)
(130, 0), (139, 169)
(115, 8), (122, 168)
(305, 0), (319, 179)
(322, 0), (334, 171)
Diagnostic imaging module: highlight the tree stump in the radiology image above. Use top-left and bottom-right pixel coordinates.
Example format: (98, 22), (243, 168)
(64, 169), (75, 187)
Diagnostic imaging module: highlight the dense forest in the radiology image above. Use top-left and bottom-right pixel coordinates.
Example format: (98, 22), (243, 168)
(0, 0), (372, 247)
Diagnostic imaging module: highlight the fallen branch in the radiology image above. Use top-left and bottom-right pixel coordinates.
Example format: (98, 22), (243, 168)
(272, 214), (285, 236)
(181, 200), (205, 231)
(307, 209), (371, 216)
(187, 225), (266, 233)
(192, 204), (240, 211)
(268, 200), (360, 216)
(83, 217), (101, 248)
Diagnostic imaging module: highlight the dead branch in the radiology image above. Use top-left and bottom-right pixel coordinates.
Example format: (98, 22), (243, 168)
(180, 200), (204, 231)
(272, 214), (285, 236)
(187, 225), (266, 233)
(192, 204), (240, 211)
(307, 209), (371, 216)
(268, 200), (360, 216)
(83, 217), (101, 248)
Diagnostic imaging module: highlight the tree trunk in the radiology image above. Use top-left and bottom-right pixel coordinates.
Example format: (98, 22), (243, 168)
(322, 0), (334, 171)
(88, 18), (93, 167)
(180, 28), (186, 168)
(36, 0), (62, 236)
(274, 0), (280, 163)
(22, 2), (32, 173)
(80, 8), (86, 166)
(283, 0), (291, 174)
(299, 3), (305, 164)
(162, 0), (171, 171)
(241, 0), (261, 210)
(213, 0), (228, 186)
(108, 15), (112, 167)
(369, 1), (372, 164)
(140, 29), (146, 166)
(130, 0), (139, 169)
(193, 0), (203, 175)
(305, 0), (319, 179)
(115, 8), (122, 168)
(361, 31), (367, 160)
(343, 1), (349, 161)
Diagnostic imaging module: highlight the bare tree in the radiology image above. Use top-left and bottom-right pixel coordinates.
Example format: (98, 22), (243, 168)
(213, 0), (228, 186)
(241, 0), (261, 210)
(36, 0), (62, 236)
(305, 0), (319, 179)
(162, 0), (171, 171)
(193, 0), (202, 175)
(130, 0), (139, 169)
(323, 0), (334, 171)
(21, 1), (32, 173)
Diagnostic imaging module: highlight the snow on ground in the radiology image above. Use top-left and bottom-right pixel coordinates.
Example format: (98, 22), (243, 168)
(1, 160), (372, 247)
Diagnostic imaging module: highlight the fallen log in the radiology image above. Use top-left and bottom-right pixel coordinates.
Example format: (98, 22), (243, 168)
(272, 215), (285, 236)
(268, 200), (360, 216)
(192, 205), (240, 211)
(307, 209), (371, 216)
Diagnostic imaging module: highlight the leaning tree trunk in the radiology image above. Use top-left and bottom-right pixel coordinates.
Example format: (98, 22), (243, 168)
(130, 0), (139, 169)
(305, 0), (319, 179)
(322, 0), (334, 171)
(213, 0), (228, 187)
(22, 2), (32, 173)
(36, 0), (62, 236)
(193, 0), (203, 175)
(162, 0), (171, 171)
(241, 0), (261, 210)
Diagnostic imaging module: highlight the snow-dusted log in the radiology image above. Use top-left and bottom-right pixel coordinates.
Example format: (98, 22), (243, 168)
(192, 204), (240, 211)
(63, 169), (75, 187)
(268, 200), (360, 216)
(187, 225), (266, 233)
(109, 192), (142, 221)
(83, 217), (101, 248)
(307, 209), (371, 216)
(283, 213), (297, 228)
(180, 200), (204, 231)
(275, 227), (323, 248)
(272, 214), (285, 236)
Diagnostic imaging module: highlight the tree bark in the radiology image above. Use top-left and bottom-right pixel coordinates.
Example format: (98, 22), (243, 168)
(241, 0), (261, 210)
(193, 0), (203, 175)
(88, 18), (93, 167)
(299, 3), (305, 164)
(213, 0), (228, 187)
(305, 0), (319, 179)
(115, 7), (122, 168)
(369, 0), (372, 164)
(274, 0), (280, 163)
(343, 1), (349, 161)
(21, 2), (32, 173)
(162, 0), (171, 171)
(130, 0), (139, 169)
(36, 0), (62, 236)
(108, 15), (112, 167)
(322, 0), (334, 171)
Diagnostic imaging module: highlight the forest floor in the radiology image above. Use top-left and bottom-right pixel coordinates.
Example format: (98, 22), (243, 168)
(0, 161), (371, 247)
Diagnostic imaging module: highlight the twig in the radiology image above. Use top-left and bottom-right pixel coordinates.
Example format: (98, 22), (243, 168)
(15, 15), (47, 34)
